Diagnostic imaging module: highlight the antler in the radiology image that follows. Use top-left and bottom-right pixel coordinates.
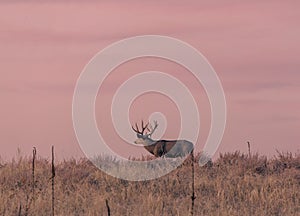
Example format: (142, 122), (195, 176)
(132, 120), (149, 135)
(147, 120), (159, 137)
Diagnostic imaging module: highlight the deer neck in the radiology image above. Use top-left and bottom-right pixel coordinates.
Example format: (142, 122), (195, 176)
(142, 137), (157, 155)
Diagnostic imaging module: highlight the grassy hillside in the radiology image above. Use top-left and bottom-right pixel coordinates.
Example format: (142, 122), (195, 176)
(0, 151), (299, 215)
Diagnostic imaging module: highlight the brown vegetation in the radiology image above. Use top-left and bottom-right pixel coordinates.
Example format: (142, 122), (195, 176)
(0, 151), (299, 215)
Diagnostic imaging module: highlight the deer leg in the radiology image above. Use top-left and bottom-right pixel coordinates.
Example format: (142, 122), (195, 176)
(161, 142), (167, 158)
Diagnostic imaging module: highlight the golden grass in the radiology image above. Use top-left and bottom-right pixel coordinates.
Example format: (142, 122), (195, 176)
(0, 151), (299, 215)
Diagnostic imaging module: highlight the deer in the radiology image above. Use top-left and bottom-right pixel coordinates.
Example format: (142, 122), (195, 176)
(132, 120), (194, 158)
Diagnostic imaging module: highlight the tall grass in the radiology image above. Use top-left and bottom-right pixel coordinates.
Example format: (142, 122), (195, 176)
(0, 150), (299, 215)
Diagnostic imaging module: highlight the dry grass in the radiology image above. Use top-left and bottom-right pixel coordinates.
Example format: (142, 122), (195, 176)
(0, 151), (299, 215)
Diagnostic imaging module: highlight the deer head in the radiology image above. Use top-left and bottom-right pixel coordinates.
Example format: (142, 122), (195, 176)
(132, 120), (158, 146)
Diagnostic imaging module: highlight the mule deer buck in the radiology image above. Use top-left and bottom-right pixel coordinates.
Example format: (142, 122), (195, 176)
(132, 120), (194, 158)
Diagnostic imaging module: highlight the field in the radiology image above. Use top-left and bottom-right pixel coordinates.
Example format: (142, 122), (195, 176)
(0, 150), (299, 216)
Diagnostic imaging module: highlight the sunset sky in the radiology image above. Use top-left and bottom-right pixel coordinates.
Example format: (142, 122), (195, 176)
(0, 1), (299, 161)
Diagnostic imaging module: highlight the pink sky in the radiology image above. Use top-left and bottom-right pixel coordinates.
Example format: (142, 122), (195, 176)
(0, 1), (299, 160)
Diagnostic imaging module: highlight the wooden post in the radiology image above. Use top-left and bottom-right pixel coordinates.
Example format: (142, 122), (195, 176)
(247, 141), (251, 158)
(32, 147), (36, 207)
(105, 199), (111, 216)
(51, 146), (55, 216)
(190, 150), (196, 216)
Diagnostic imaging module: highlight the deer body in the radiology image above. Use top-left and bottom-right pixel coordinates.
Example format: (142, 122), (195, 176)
(132, 121), (194, 158)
